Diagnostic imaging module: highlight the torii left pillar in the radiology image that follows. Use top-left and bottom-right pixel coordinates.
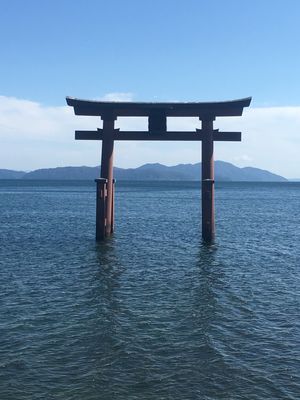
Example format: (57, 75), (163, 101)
(96, 113), (116, 240)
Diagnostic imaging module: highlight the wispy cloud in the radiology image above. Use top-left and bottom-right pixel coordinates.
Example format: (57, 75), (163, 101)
(101, 92), (134, 101)
(0, 95), (299, 177)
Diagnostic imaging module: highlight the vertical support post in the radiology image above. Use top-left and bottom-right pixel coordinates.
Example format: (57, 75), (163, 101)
(101, 114), (116, 237)
(95, 178), (107, 241)
(201, 117), (215, 242)
(111, 179), (116, 233)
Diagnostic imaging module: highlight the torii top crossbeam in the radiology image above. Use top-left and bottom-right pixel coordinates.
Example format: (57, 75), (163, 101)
(66, 97), (251, 117)
(66, 97), (251, 142)
(66, 96), (251, 242)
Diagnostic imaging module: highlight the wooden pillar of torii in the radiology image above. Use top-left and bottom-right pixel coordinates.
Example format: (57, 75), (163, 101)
(100, 114), (115, 237)
(66, 97), (251, 243)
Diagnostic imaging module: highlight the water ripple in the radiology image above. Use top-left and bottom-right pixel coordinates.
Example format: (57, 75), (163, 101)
(0, 181), (299, 399)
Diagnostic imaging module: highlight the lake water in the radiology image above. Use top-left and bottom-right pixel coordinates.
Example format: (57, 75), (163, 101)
(0, 180), (299, 399)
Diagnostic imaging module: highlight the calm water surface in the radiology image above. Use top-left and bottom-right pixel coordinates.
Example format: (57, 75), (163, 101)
(0, 180), (299, 399)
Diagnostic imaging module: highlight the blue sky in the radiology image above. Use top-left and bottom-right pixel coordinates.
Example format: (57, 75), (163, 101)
(1, 0), (300, 177)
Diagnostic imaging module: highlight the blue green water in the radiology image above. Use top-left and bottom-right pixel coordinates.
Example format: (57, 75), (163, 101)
(0, 180), (299, 399)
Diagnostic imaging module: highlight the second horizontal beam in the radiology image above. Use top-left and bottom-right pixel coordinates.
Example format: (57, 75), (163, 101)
(75, 130), (241, 141)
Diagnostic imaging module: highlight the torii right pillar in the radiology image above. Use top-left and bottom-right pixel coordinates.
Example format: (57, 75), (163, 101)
(201, 117), (215, 242)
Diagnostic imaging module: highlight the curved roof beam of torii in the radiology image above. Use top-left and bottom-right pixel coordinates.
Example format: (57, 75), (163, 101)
(66, 97), (252, 118)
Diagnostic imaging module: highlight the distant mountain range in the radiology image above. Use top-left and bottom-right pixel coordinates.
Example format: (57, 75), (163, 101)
(0, 161), (288, 181)
(0, 169), (26, 179)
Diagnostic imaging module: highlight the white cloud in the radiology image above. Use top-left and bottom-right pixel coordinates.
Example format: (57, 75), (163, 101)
(101, 92), (134, 102)
(0, 95), (299, 178)
(215, 107), (300, 178)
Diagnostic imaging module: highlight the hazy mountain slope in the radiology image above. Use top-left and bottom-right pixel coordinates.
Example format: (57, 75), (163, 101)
(23, 166), (100, 180)
(18, 161), (287, 181)
(0, 169), (26, 179)
(240, 167), (287, 181)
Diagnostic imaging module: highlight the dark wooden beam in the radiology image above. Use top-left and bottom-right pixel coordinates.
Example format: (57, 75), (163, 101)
(148, 110), (167, 132)
(75, 130), (241, 141)
(67, 97), (252, 117)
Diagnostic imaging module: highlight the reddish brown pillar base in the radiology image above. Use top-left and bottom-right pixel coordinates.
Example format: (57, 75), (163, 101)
(111, 179), (115, 234)
(95, 178), (115, 241)
(202, 179), (215, 242)
(95, 178), (107, 241)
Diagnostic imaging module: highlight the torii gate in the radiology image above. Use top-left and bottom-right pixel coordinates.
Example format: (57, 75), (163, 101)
(66, 96), (251, 242)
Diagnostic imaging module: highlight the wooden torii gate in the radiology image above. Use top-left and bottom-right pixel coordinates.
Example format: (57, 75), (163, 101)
(66, 96), (251, 242)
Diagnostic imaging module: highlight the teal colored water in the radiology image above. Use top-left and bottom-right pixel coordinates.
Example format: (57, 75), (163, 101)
(0, 180), (299, 399)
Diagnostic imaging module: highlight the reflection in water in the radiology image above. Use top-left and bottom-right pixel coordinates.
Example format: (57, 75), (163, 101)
(83, 240), (127, 392)
(186, 244), (235, 399)
(86, 239), (237, 399)
(93, 239), (124, 310)
(176, 243), (237, 398)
